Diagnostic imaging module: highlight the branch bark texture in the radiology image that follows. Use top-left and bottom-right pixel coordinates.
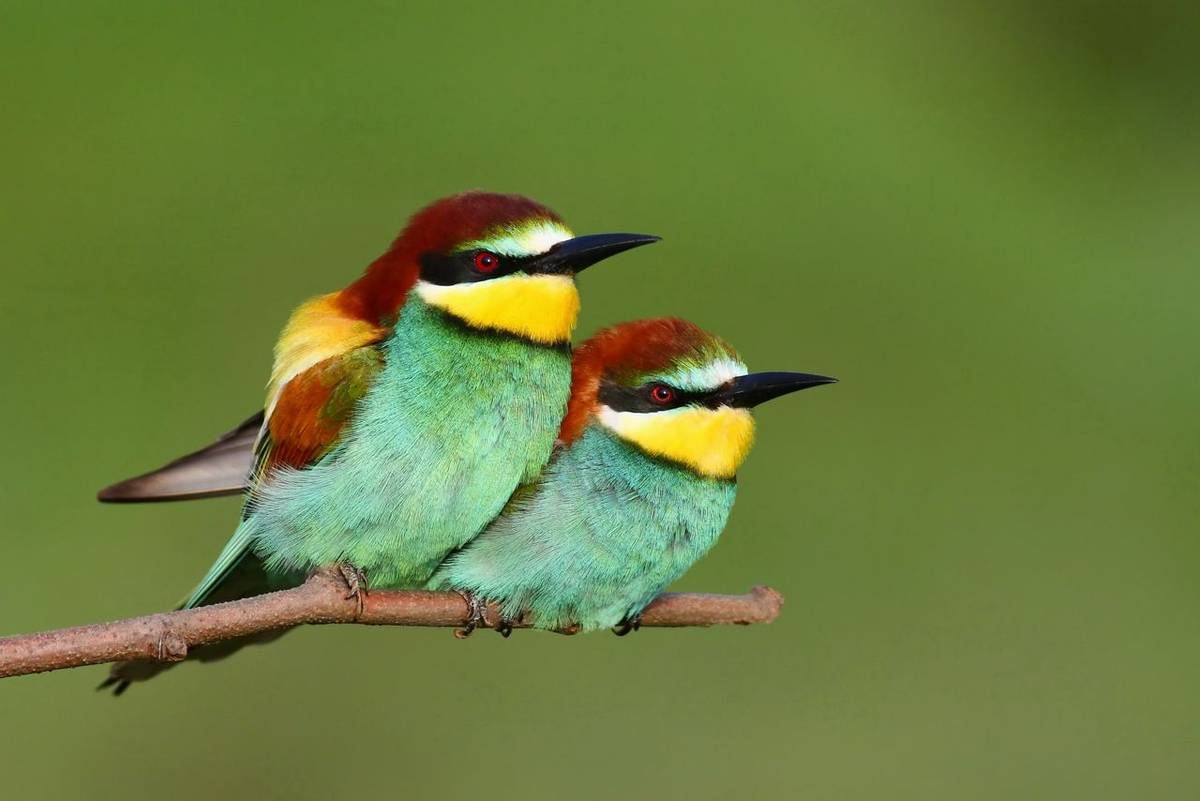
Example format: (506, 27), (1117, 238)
(0, 570), (784, 679)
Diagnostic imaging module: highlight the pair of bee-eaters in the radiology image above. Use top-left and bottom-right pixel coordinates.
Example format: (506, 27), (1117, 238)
(98, 191), (834, 693)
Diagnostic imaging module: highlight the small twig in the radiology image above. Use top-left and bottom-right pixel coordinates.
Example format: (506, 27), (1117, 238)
(0, 570), (784, 679)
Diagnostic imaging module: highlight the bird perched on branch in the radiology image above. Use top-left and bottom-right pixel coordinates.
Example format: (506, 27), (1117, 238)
(99, 191), (657, 692)
(430, 318), (834, 634)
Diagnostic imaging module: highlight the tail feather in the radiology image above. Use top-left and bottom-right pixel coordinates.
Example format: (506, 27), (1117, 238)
(97, 411), (262, 503)
(96, 675), (131, 695)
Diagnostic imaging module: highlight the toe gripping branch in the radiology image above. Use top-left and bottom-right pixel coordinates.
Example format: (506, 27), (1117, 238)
(452, 591), (521, 639)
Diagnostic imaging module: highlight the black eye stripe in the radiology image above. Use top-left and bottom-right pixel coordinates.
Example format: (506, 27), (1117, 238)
(419, 249), (531, 285)
(598, 380), (711, 413)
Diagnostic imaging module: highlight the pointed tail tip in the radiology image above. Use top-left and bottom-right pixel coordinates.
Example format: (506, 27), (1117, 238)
(95, 675), (131, 696)
(96, 476), (147, 503)
(95, 477), (247, 504)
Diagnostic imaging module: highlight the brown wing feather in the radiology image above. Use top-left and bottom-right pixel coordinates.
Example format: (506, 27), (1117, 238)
(253, 345), (384, 481)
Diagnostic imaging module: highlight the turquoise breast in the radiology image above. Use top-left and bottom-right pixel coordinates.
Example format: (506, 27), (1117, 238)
(248, 294), (571, 587)
(431, 423), (738, 630)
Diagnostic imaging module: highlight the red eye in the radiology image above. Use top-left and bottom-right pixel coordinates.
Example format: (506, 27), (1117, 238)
(649, 385), (676, 405)
(473, 251), (499, 273)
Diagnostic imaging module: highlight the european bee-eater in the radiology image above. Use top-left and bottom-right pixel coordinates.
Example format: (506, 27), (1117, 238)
(429, 318), (835, 633)
(100, 191), (656, 692)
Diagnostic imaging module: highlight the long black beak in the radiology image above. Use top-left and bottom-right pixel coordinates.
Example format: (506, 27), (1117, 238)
(532, 233), (660, 275)
(707, 371), (837, 409)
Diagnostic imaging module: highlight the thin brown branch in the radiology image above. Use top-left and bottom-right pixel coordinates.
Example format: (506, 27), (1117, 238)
(0, 569), (784, 679)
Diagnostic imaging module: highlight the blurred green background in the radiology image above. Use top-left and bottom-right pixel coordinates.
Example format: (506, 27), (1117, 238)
(3, 2), (1198, 798)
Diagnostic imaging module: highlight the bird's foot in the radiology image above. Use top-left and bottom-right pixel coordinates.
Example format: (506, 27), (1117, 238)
(453, 591), (488, 639)
(334, 563), (369, 616)
(612, 615), (642, 637)
(494, 616), (518, 638)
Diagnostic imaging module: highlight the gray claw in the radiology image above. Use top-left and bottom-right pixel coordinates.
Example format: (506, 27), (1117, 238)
(336, 563), (369, 615)
(454, 591), (488, 639)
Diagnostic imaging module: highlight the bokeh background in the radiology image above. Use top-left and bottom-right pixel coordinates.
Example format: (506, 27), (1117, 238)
(3, 2), (1198, 798)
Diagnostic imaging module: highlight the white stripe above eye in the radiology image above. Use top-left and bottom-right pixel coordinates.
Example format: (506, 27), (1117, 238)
(598, 404), (679, 427)
(462, 220), (574, 258)
(648, 357), (748, 393)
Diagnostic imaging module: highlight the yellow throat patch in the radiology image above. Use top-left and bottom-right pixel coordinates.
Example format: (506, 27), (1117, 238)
(415, 274), (580, 345)
(599, 405), (757, 479)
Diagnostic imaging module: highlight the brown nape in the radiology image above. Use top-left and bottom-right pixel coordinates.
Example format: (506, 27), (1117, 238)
(337, 190), (566, 325)
(558, 318), (721, 445)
